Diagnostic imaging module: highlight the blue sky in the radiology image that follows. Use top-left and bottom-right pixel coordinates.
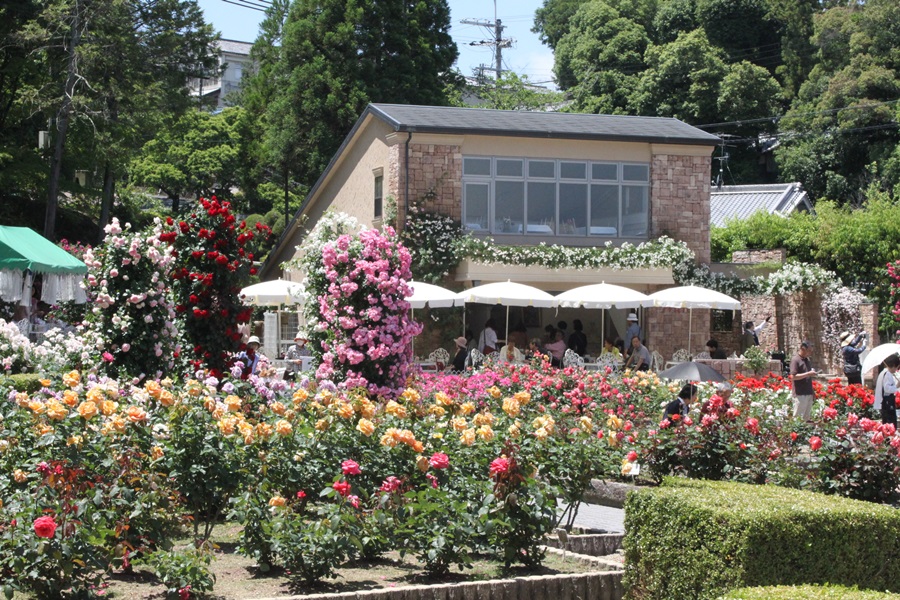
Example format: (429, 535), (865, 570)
(195, 0), (556, 85)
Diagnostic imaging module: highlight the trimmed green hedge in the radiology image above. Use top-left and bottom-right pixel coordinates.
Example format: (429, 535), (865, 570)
(0, 373), (43, 393)
(623, 478), (900, 600)
(720, 585), (900, 599)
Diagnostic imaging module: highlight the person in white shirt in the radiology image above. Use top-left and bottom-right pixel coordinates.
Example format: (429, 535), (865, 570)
(498, 340), (525, 364)
(477, 319), (498, 355)
(875, 354), (900, 426)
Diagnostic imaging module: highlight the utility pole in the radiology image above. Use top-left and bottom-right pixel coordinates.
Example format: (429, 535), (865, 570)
(460, 1), (513, 80)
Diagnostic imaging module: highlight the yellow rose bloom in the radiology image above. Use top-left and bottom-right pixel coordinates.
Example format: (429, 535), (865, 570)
(450, 417), (468, 432)
(502, 397), (520, 417)
(606, 431), (619, 447)
(217, 417), (236, 436)
(270, 401), (286, 416)
(238, 421), (253, 438)
(513, 391), (531, 404)
(459, 402), (475, 416)
(292, 388), (309, 405)
(211, 405), (226, 420)
(13, 469), (27, 483)
(109, 415), (127, 434)
(336, 402), (354, 419)
(359, 398), (376, 419)
(159, 390), (175, 407)
(67, 435), (83, 447)
(256, 422), (274, 440)
(473, 411), (494, 427)
(77, 401), (99, 420)
(268, 496), (286, 508)
(606, 415), (623, 430)
(356, 418), (375, 437)
(416, 455), (429, 472)
(86, 387), (104, 404)
(579, 416), (593, 432)
(400, 388), (421, 404)
(27, 400), (45, 415)
(39, 379), (51, 388)
(508, 423), (521, 438)
(477, 424), (494, 441)
(459, 428), (476, 446)
(225, 395), (242, 412)
(126, 406), (148, 423)
(534, 427), (549, 441)
(63, 370), (81, 388)
(62, 390), (79, 407)
(46, 401), (68, 421)
(14, 392), (29, 407)
(429, 405), (446, 417)
(100, 400), (118, 416)
(315, 418), (329, 431)
(385, 400), (407, 419)
(435, 391), (453, 406)
(144, 380), (162, 399)
(487, 386), (502, 399)
(275, 419), (293, 436)
(37, 424), (54, 436)
(151, 446), (164, 460)
(411, 440), (425, 453)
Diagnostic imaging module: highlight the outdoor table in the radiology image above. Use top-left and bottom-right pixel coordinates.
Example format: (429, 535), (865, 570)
(694, 358), (783, 379)
(416, 361), (439, 372)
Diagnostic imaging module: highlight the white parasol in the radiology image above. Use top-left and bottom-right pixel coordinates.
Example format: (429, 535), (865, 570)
(239, 279), (305, 306)
(861, 343), (900, 382)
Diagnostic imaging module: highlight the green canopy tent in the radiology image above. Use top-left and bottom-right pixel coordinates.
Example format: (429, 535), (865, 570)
(0, 226), (88, 306)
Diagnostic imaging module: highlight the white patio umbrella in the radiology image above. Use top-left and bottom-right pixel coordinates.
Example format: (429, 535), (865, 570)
(646, 285), (741, 354)
(457, 281), (557, 344)
(239, 279), (305, 306)
(406, 281), (461, 309)
(861, 343), (900, 383)
(555, 282), (650, 345)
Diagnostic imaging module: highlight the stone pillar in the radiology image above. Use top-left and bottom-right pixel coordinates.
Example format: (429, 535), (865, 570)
(650, 153), (712, 264)
(646, 307), (711, 361)
(859, 303), (881, 346)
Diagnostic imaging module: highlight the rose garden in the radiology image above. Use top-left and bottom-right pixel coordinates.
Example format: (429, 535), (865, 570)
(2, 200), (900, 600)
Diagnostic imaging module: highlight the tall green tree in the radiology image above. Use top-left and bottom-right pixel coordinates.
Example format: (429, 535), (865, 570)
(265, 0), (458, 188)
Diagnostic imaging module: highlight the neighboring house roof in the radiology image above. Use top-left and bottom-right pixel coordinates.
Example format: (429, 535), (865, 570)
(709, 183), (813, 227)
(218, 39), (253, 56)
(368, 104), (721, 146)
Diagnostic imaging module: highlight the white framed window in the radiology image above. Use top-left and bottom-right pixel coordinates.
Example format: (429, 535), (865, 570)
(461, 156), (650, 238)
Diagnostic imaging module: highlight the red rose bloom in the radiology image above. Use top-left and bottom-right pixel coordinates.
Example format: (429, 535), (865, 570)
(333, 480), (352, 497)
(809, 436), (823, 451)
(341, 459), (361, 476)
(488, 457), (510, 478)
(33, 515), (57, 539)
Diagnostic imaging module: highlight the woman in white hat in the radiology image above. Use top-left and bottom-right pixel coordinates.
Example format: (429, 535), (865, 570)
(625, 312), (642, 345)
(284, 330), (311, 380)
(237, 335), (263, 379)
(839, 330), (867, 385)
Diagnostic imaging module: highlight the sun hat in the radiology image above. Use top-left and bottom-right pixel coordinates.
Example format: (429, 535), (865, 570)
(247, 335), (260, 347)
(455, 336), (468, 348)
(627, 312), (638, 322)
(839, 331), (854, 346)
(295, 330), (309, 341)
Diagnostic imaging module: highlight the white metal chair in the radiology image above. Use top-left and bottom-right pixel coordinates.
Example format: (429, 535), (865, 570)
(428, 348), (450, 370)
(651, 350), (665, 372)
(465, 349), (484, 370)
(563, 348), (585, 368)
(694, 351), (711, 360)
(15, 319), (31, 338)
(672, 349), (692, 363)
(595, 354), (620, 372)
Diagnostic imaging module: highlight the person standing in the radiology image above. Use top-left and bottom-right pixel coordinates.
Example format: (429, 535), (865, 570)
(625, 312), (641, 344)
(568, 319), (588, 356)
(874, 355), (899, 426)
(790, 341), (817, 420)
(477, 319), (498, 355)
(741, 316), (771, 353)
(839, 330), (867, 386)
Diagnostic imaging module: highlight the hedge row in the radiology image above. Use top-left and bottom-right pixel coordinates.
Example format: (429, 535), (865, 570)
(720, 585), (900, 599)
(0, 373), (42, 393)
(623, 478), (900, 600)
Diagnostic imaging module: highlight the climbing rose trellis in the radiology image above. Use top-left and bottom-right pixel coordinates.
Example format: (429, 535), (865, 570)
(296, 215), (421, 397)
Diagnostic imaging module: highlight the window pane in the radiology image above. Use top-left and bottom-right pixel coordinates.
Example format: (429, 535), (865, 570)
(528, 160), (555, 178)
(464, 183), (489, 231)
(621, 185), (648, 237)
(591, 163), (617, 181)
(526, 182), (556, 234)
(558, 183), (587, 235)
(494, 181), (525, 233)
(623, 164), (650, 182)
(590, 184), (619, 236)
(560, 161), (586, 180)
(496, 159), (523, 177)
(463, 157), (491, 176)
(374, 175), (383, 218)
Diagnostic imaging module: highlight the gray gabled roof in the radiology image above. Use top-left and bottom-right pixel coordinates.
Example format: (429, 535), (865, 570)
(217, 39), (253, 56)
(369, 104), (721, 146)
(710, 183), (813, 227)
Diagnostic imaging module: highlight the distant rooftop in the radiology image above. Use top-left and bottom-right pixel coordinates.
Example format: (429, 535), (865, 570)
(368, 104), (721, 146)
(710, 183), (813, 227)
(217, 39), (253, 56)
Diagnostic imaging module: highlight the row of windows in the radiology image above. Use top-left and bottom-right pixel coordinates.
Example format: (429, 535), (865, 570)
(462, 157), (650, 238)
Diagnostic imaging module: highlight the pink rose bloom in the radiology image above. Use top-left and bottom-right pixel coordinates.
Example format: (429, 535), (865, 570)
(348, 495), (361, 508)
(429, 453), (450, 470)
(822, 406), (838, 421)
(380, 476), (402, 493)
(33, 515), (57, 539)
(102, 352), (114, 362)
(488, 457), (510, 477)
(341, 459), (361, 476)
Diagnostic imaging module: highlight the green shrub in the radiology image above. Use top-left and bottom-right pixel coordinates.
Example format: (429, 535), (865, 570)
(0, 373), (43, 393)
(720, 585), (900, 599)
(624, 478), (900, 600)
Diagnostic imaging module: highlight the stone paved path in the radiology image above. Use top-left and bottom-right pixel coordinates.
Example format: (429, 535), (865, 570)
(560, 501), (625, 533)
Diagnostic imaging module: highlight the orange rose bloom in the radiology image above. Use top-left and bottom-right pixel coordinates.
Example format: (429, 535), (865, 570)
(126, 406), (148, 423)
(275, 419), (292, 436)
(159, 390), (175, 406)
(46, 401), (68, 421)
(151, 446), (164, 460)
(356, 418), (375, 437)
(62, 390), (79, 407)
(77, 401), (99, 420)
(63, 370), (80, 388)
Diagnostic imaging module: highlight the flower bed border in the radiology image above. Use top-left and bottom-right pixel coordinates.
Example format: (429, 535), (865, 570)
(246, 546), (625, 600)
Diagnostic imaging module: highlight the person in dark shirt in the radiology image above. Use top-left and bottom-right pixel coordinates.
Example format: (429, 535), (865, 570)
(706, 339), (727, 359)
(790, 341), (817, 420)
(568, 319), (588, 356)
(452, 336), (468, 372)
(664, 383), (698, 421)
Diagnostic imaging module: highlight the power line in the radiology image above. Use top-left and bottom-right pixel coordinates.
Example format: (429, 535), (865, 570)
(218, 0), (266, 11)
(697, 98), (900, 129)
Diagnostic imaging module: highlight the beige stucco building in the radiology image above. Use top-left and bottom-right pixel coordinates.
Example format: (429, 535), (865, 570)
(263, 104), (723, 359)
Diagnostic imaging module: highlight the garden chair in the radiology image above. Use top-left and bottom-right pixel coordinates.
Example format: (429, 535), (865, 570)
(672, 348), (692, 363)
(428, 348), (450, 371)
(595, 354), (620, 372)
(694, 351), (711, 360)
(15, 318), (30, 338)
(651, 350), (664, 372)
(563, 348), (584, 368)
(465, 348), (484, 371)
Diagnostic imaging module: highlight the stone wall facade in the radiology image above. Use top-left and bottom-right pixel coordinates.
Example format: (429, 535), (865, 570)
(646, 307), (711, 363)
(389, 142), (462, 227)
(650, 154), (712, 264)
(732, 249), (787, 264)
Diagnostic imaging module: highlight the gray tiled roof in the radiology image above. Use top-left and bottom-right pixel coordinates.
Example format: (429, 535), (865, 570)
(218, 39), (253, 56)
(710, 183), (812, 227)
(368, 104), (721, 146)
